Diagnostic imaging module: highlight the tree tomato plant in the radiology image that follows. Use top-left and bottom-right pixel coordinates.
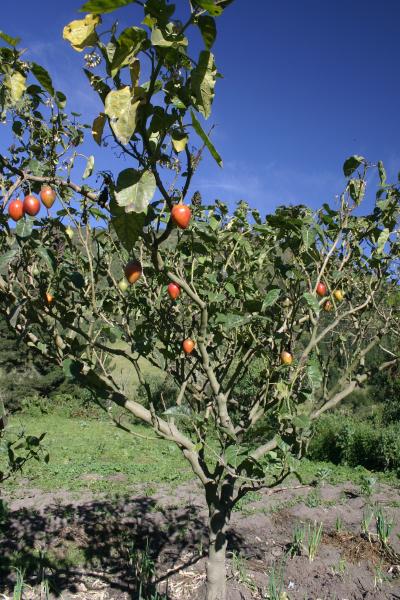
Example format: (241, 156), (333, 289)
(0, 3), (399, 600)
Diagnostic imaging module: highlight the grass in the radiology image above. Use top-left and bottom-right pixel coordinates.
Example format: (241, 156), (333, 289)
(2, 409), (399, 498)
(1, 412), (192, 495)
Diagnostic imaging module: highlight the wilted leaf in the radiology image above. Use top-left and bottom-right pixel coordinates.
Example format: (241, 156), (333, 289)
(191, 51), (217, 119)
(104, 86), (141, 144)
(191, 110), (222, 167)
(83, 155), (95, 179)
(63, 14), (101, 52)
(92, 112), (106, 145)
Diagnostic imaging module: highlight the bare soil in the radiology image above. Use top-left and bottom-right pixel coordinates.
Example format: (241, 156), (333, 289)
(1, 480), (400, 599)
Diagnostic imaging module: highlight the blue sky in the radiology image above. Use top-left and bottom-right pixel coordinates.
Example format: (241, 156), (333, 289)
(2, 0), (400, 214)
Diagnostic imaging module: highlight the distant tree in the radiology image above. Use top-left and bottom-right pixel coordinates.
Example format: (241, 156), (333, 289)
(0, 2), (399, 598)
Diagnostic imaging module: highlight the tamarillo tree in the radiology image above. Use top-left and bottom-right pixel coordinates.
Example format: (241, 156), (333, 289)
(0, 1), (399, 598)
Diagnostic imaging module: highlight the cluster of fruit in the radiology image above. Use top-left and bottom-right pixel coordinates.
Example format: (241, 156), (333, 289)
(280, 281), (344, 365)
(8, 186), (57, 221)
(120, 203), (195, 354)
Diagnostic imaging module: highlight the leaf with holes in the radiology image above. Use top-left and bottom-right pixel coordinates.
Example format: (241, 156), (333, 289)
(104, 87), (141, 145)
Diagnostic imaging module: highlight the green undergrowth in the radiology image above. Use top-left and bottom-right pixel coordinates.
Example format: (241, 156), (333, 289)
(2, 411), (399, 498)
(1, 413), (192, 494)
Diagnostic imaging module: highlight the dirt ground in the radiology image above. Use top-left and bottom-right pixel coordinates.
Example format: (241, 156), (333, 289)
(1, 479), (400, 599)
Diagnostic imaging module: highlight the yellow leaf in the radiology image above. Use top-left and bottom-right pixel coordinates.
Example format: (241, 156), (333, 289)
(171, 131), (188, 153)
(104, 86), (141, 145)
(129, 59), (140, 88)
(6, 72), (26, 102)
(92, 112), (106, 145)
(63, 14), (101, 52)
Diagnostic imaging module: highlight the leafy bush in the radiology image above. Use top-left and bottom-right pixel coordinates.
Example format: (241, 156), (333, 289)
(309, 414), (400, 473)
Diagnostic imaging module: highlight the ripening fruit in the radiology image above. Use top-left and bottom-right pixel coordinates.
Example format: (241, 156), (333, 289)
(323, 300), (333, 312)
(65, 226), (74, 239)
(333, 289), (344, 302)
(40, 185), (56, 209)
(124, 260), (142, 284)
(316, 282), (327, 297)
(8, 199), (24, 221)
(280, 350), (293, 365)
(118, 278), (129, 293)
(168, 282), (181, 300)
(183, 339), (195, 354)
(45, 292), (54, 304)
(171, 204), (191, 229)
(23, 194), (40, 217)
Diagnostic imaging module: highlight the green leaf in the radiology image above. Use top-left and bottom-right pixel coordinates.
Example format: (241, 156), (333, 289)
(110, 197), (146, 251)
(191, 51), (217, 119)
(35, 247), (56, 273)
(349, 179), (366, 204)
(376, 228), (390, 255)
(92, 112), (106, 145)
(115, 168), (156, 213)
(104, 86), (141, 145)
(111, 27), (147, 77)
(301, 225), (316, 250)
(83, 70), (111, 102)
(262, 288), (280, 310)
(82, 155), (95, 179)
(63, 14), (101, 52)
(62, 358), (83, 380)
(343, 155), (365, 178)
(224, 282), (235, 297)
(197, 15), (216, 50)
(191, 110), (222, 167)
(377, 160), (387, 186)
(0, 30), (21, 47)
(214, 313), (252, 329)
(193, 0), (223, 16)
(30, 63), (55, 96)
(55, 91), (67, 109)
(15, 217), (34, 238)
(307, 356), (322, 390)
(303, 292), (320, 315)
(0, 248), (18, 272)
(80, 0), (136, 13)
(171, 130), (188, 153)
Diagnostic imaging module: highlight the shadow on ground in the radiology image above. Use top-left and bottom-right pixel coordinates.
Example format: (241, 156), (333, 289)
(0, 496), (243, 599)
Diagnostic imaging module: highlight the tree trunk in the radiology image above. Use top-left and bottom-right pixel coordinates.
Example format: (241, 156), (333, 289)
(205, 504), (228, 600)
